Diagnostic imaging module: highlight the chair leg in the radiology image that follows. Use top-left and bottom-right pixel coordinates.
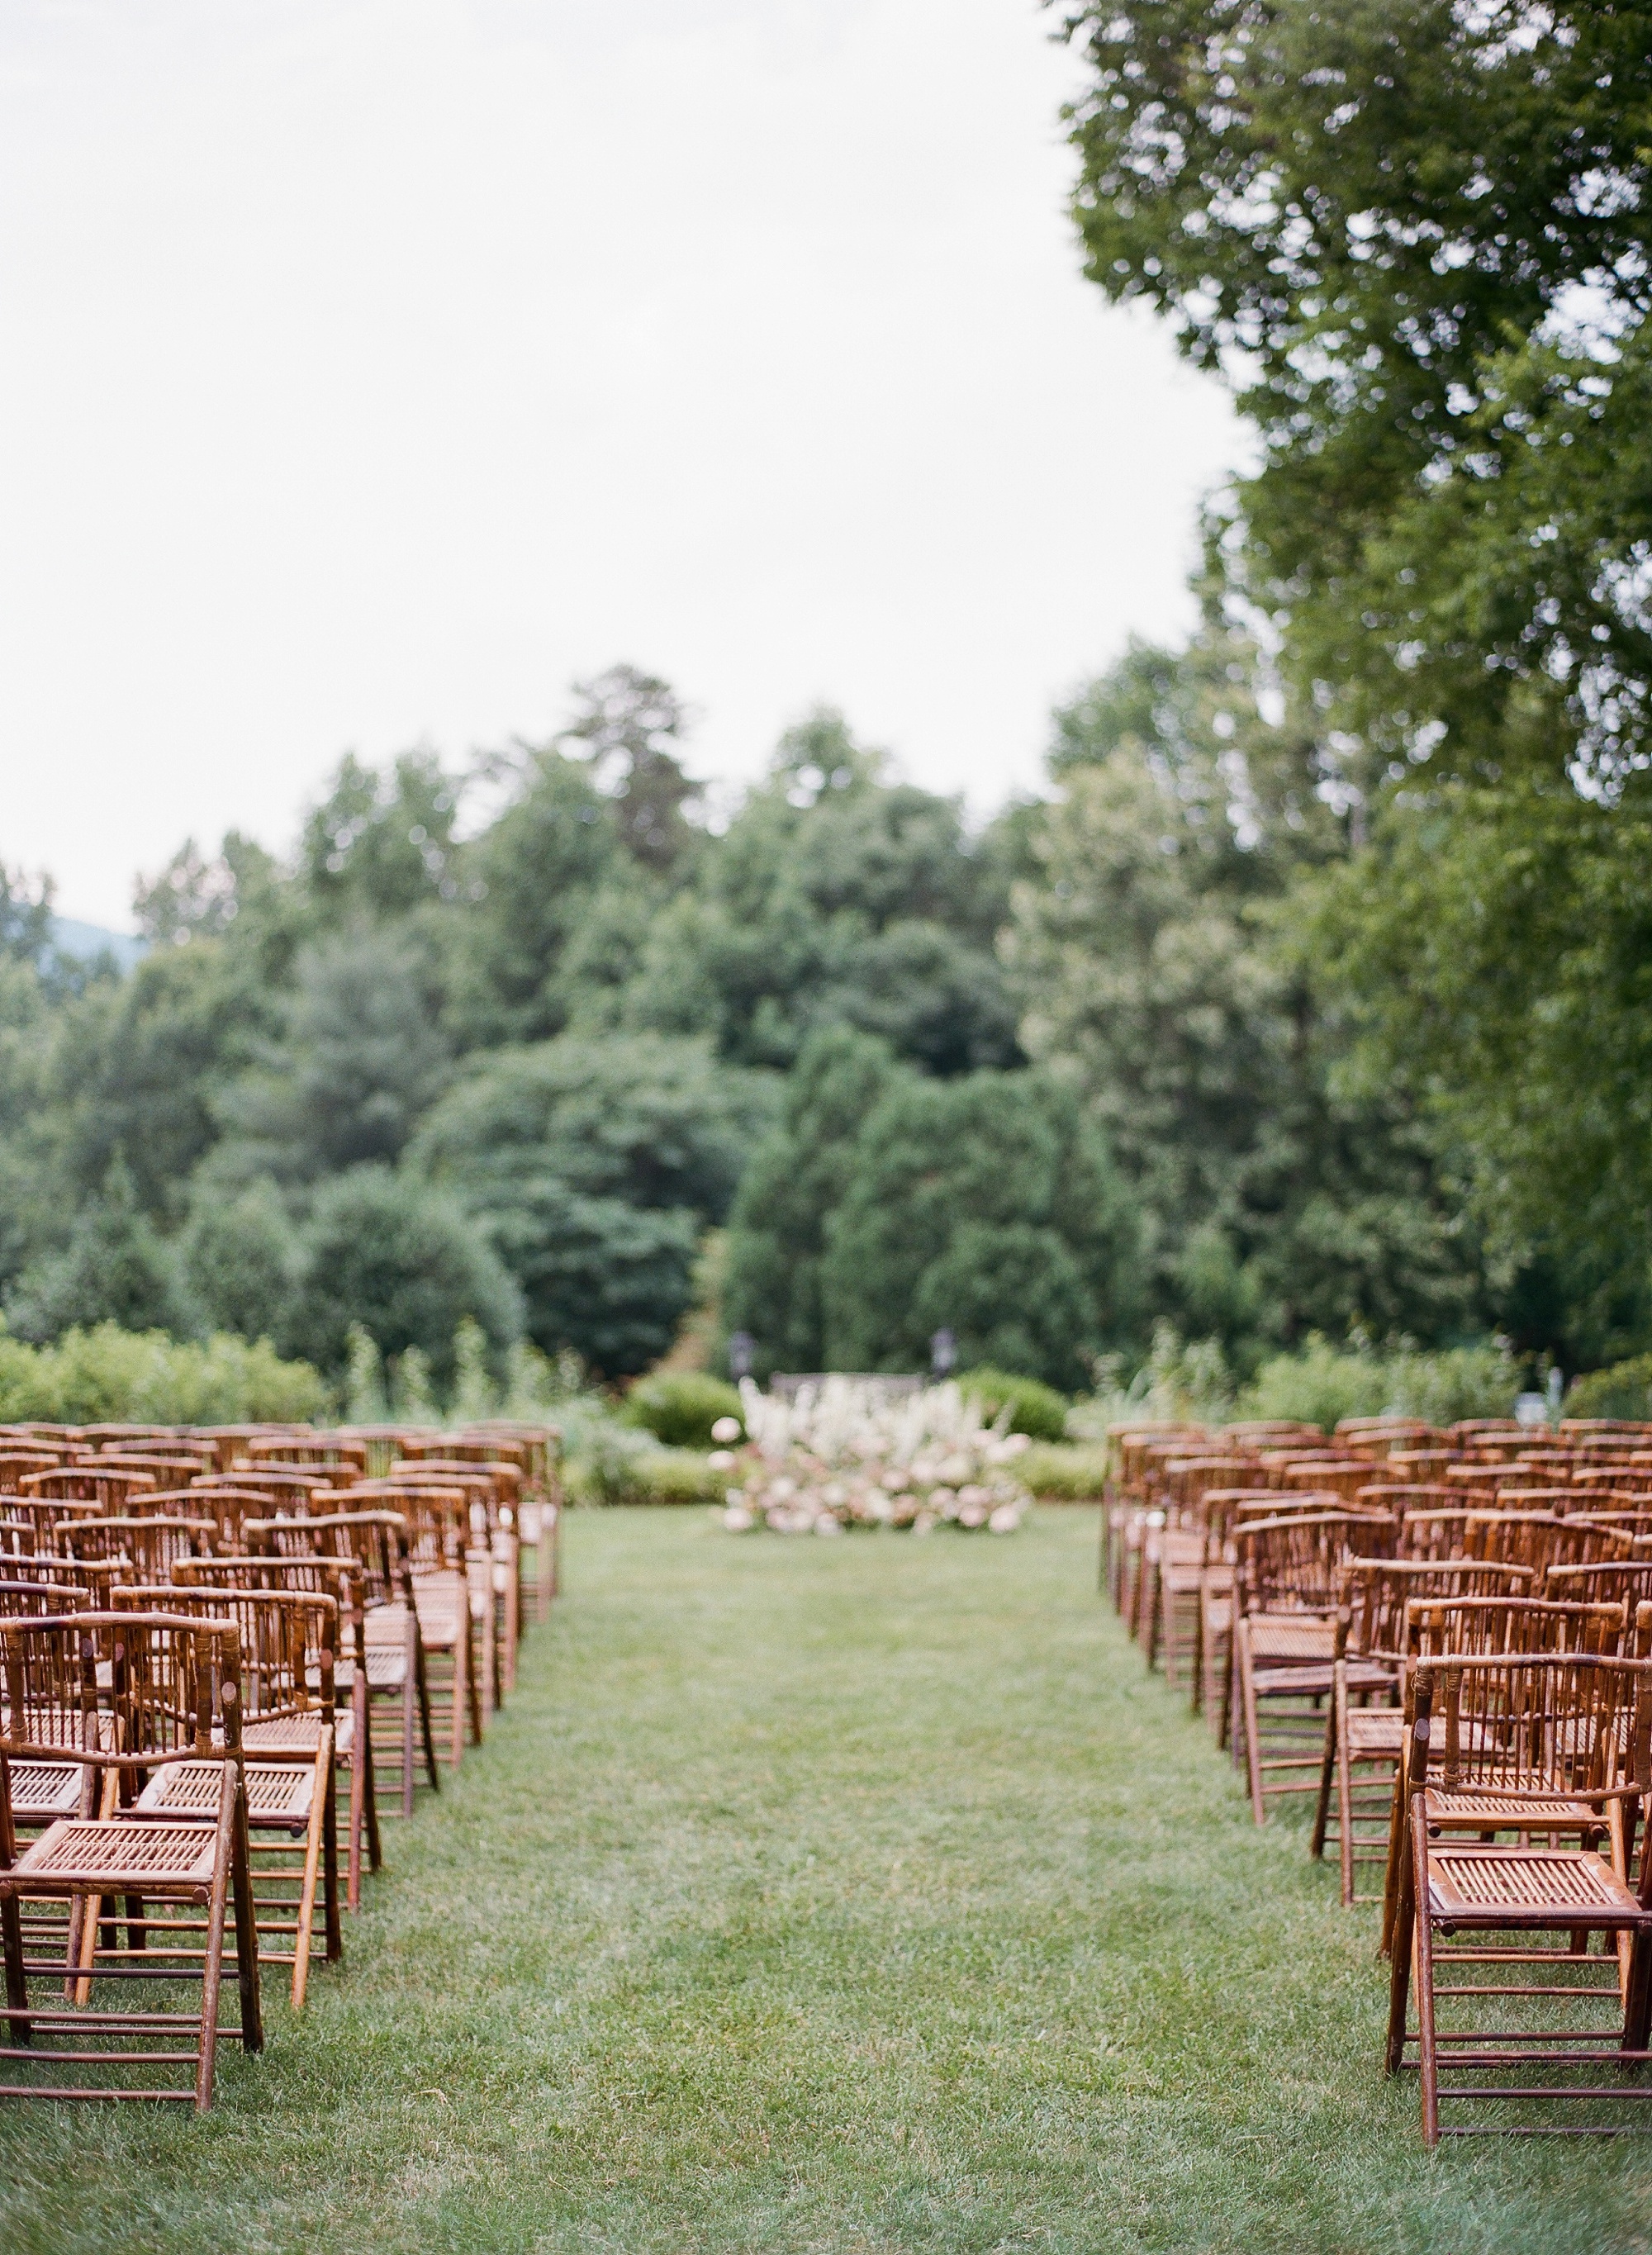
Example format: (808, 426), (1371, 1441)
(1410, 1802), (1440, 2145)
(415, 1637), (440, 1790)
(1310, 1685), (1336, 1863)
(231, 1777), (263, 2058)
(197, 1787), (236, 2113)
(1237, 1626), (1267, 1825)
(1384, 1820), (1417, 2075)
(290, 1736), (330, 2011)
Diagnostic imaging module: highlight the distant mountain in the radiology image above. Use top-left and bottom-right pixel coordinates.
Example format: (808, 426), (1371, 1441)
(46, 918), (148, 973)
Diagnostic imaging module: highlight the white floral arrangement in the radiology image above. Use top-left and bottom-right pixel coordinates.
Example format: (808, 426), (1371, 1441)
(711, 1376), (1032, 1536)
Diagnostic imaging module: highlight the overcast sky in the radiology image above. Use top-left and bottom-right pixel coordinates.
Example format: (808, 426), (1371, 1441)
(1, 0), (1239, 928)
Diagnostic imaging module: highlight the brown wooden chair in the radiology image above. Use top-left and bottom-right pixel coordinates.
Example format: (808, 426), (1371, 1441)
(1385, 1650), (1652, 2141)
(112, 1585), (340, 2008)
(172, 1555), (381, 1907)
(1313, 1559), (1535, 1907)
(17, 1467), (157, 1512)
(59, 1517), (216, 1578)
(246, 1513), (439, 1818)
(1231, 1511), (1393, 1825)
(0, 1612), (262, 2109)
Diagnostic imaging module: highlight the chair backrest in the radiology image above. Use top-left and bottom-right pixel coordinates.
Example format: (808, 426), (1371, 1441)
(244, 1511), (410, 1607)
(1236, 1511), (1384, 1615)
(19, 1465), (157, 1509)
(0, 1577), (94, 1616)
(114, 1583), (337, 1725)
(59, 1516), (217, 1574)
(1543, 1558), (1652, 1612)
(1409, 1650), (1652, 1802)
(0, 1494), (102, 1555)
(173, 1554), (365, 1662)
(1340, 1557), (1532, 1663)
(0, 1611), (241, 1765)
(1407, 1593), (1629, 1659)
(0, 1450), (66, 1492)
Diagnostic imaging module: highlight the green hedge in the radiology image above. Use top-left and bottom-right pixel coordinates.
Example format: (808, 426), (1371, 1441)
(1566, 1355), (1652, 1422)
(956, 1367), (1069, 1442)
(1237, 1337), (1517, 1432)
(621, 1371), (745, 1450)
(1018, 1443), (1111, 1499)
(0, 1325), (330, 1426)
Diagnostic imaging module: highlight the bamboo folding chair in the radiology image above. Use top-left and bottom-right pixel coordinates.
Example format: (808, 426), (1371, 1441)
(18, 1467), (157, 1512)
(171, 1555), (380, 1907)
(0, 1613), (262, 2110)
(246, 1513), (439, 1818)
(392, 1459), (523, 1692)
(445, 1425), (561, 1619)
(1385, 1650), (1652, 2141)
(112, 1586), (339, 2007)
(1232, 1512), (1396, 1825)
(384, 1485), (490, 1749)
(59, 1517), (216, 1579)
(1313, 1560), (1534, 1906)
(1153, 1487), (1264, 1697)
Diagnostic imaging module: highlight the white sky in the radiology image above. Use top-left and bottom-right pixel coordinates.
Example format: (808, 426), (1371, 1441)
(0, 0), (1239, 928)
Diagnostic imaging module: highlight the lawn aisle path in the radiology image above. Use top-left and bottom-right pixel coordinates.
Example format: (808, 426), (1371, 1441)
(1, 1507), (1649, 2253)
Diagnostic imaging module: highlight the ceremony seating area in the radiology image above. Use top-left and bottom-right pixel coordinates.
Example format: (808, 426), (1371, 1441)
(1104, 1413), (1652, 2142)
(0, 1417), (560, 2109)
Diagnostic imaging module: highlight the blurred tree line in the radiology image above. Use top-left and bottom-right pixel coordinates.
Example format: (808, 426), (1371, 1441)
(8, 0), (1651, 1394)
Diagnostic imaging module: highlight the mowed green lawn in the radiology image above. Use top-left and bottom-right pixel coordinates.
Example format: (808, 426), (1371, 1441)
(2, 1507), (1649, 2255)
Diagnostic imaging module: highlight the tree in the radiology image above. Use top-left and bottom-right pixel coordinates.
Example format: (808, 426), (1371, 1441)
(7, 1155), (197, 1342)
(722, 1026), (908, 1377)
(559, 663), (702, 875)
(43, 938), (277, 1219)
(409, 1034), (777, 1375)
(443, 748), (634, 1047)
(1058, 2), (1652, 1350)
(1005, 634), (1486, 1362)
(211, 924), (451, 1184)
(282, 1166), (522, 1387)
(624, 710), (1023, 1071)
(0, 865), (53, 962)
(1306, 770), (1652, 1365)
(818, 1068), (1141, 1392)
(301, 751), (465, 919)
(181, 1180), (298, 1345)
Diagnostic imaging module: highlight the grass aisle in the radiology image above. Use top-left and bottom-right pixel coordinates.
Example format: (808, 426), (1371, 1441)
(2, 1508), (1649, 2254)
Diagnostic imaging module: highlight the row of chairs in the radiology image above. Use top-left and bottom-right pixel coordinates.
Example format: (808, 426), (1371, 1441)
(1104, 1412), (1652, 2141)
(0, 1416), (561, 2109)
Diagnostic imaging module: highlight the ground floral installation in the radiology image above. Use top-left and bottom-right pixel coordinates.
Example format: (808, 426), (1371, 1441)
(712, 1376), (1032, 1535)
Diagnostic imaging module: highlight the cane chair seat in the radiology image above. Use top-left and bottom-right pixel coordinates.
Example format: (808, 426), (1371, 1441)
(135, 1759), (315, 1828)
(244, 1708), (353, 1757)
(1422, 1787), (1602, 1832)
(7, 1761), (83, 1822)
(1425, 1842), (1640, 1925)
(1248, 1616), (1337, 1664)
(1345, 1707), (1408, 1758)
(13, 1818), (221, 1889)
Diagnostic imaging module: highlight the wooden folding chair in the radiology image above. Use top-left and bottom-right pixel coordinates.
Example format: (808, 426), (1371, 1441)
(1313, 1560), (1534, 1907)
(60, 1517), (216, 1578)
(112, 1586), (340, 2008)
(1385, 1650), (1652, 2140)
(0, 1612), (262, 2110)
(247, 1513), (439, 1819)
(174, 1555), (381, 1908)
(1232, 1512), (1394, 1825)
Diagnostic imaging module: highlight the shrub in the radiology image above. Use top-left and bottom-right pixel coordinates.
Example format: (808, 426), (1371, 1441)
(1239, 1336), (1518, 1432)
(0, 1323), (328, 1425)
(1566, 1355), (1652, 1422)
(956, 1367), (1069, 1442)
(622, 1370), (744, 1450)
(1017, 1443), (1112, 1499)
(282, 1165), (522, 1388)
